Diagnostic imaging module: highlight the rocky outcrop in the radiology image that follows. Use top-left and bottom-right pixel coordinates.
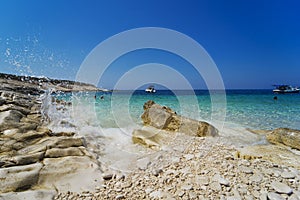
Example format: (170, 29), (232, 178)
(266, 128), (300, 150)
(235, 128), (300, 170)
(235, 145), (300, 170)
(0, 73), (103, 197)
(141, 100), (218, 137)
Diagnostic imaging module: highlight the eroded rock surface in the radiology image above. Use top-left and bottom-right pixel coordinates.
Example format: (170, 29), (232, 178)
(267, 128), (300, 150)
(0, 73), (103, 197)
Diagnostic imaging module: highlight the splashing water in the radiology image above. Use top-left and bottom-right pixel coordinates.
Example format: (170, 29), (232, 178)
(0, 35), (70, 77)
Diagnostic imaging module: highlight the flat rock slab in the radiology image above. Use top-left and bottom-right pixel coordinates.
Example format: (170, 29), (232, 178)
(38, 156), (102, 193)
(271, 181), (293, 194)
(0, 189), (56, 200)
(0, 163), (43, 193)
(236, 145), (300, 170)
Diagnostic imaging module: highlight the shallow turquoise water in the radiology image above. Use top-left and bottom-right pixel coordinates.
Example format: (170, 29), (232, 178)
(56, 90), (300, 130)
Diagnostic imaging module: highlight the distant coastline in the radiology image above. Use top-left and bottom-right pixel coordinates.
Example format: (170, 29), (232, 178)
(0, 72), (106, 93)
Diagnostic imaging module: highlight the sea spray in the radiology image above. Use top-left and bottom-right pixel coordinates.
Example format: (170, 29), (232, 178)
(40, 89), (77, 133)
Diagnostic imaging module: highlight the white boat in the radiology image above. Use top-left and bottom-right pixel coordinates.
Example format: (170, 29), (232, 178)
(145, 86), (156, 93)
(273, 85), (300, 94)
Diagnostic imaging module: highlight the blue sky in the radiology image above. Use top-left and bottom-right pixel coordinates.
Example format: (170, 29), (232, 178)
(0, 0), (299, 89)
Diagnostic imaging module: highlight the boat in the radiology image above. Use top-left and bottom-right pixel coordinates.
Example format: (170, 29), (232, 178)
(145, 85), (156, 93)
(273, 85), (300, 94)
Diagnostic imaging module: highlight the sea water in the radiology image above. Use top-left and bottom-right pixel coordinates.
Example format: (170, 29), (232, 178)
(45, 89), (300, 171)
(54, 89), (300, 131)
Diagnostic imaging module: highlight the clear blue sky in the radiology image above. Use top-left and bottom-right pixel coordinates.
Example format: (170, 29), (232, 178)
(0, 0), (299, 89)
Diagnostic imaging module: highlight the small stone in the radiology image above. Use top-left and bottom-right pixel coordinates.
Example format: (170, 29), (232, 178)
(121, 182), (132, 188)
(103, 173), (113, 180)
(184, 154), (194, 160)
(171, 156), (180, 163)
(116, 194), (125, 200)
(195, 175), (209, 186)
(219, 177), (230, 187)
(240, 166), (253, 174)
(145, 188), (153, 194)
(181, 184), (193, 190)
(227, 196), (239, 200)
(176, 190), (185, 197)
(281, 171), (296, 179)
(267, 192), (285, 200)
(260, 192), (268, 200)
(232, 189), (242, 200)
(136, 157), (151, 170)
(271, 181), (293, 194)
(150, 190), (163, 198)
(180, 167), (191, 175)
(189, 191), (197, 199)
(249, 173), (263, 183)
(153, 169), (163, 176)
(210, 182), (221, 192)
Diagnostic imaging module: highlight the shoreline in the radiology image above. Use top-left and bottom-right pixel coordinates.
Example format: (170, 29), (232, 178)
(0, 72), (300, 199)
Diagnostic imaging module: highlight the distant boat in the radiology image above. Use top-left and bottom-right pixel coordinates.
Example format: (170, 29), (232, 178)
(273, 85), (300, 94)
(145, 85), (156, 93)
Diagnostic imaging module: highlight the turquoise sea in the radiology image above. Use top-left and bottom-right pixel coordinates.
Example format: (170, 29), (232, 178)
(54, 89), (300, 131)
(45, 89), (300, 170)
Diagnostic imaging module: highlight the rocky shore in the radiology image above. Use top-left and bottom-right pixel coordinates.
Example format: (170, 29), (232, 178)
(0, 73), (103, 199)
(0, 73), (300, 200)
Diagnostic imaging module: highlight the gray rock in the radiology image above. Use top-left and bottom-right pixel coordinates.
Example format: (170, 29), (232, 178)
(271, 181), (293, 194)
(152, 169), (163, 176)
(249, 173), (263, 183)
(195, 175), (209, 186)
(149, 190), (164, 199)
(219, 177), (230, 187)
(267, 192), (285, 200)
(281, 171), (296, 179)
(239, 166), (253, 174)
(288, 193), (300, 200)
(103, 173), (114, 180)
(181, 184), (193, 190)
(136, 157), (151, 170)
(115, 194), (125, 200)
(189, 191), (197, 199)
(184, 154), (194, 160)
(226, 196), (241, 200)
(210, 182), (221, 192)
(260, 192), (268, 200)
